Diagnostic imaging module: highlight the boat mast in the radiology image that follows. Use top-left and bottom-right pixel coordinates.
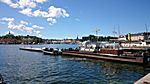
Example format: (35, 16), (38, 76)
(95, 28), (100, 42)
(145, 24), (148, 40)
(113, 25), (117, 37)
(118, 25), (120, 37)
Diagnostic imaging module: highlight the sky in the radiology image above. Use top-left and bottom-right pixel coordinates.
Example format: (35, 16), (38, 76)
(0, 0), (150, 39)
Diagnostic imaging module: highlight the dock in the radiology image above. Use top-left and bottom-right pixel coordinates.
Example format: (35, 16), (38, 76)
(19, 47), (43, 52)
(19, 47), (150, 64)
(62, 51), (145, 64)
(134, 73), (150, 84)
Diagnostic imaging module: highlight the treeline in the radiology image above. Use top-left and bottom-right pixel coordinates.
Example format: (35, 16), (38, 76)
(82, 35), (118, 42)
(0, 35), (43, 44)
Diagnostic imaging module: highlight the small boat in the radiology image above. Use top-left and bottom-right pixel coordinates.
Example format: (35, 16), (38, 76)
(43, 48), (62, 55)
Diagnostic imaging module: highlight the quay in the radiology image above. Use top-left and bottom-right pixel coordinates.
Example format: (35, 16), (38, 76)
(135, 73), (150, 84)
(19, 47), (150, 64)
(19, 47), (43, 52)
(62, 51), (145, 64)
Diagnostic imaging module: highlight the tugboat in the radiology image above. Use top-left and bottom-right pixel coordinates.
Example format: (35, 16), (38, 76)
(43, 48), (62, 55)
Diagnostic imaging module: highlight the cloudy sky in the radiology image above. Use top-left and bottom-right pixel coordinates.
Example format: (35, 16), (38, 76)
(0, 0), (150, 39)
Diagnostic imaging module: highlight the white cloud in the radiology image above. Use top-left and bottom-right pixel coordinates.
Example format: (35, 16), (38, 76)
(47, 18), (57, 25)
(34, 0), (47, 3)
(20, 20), (29, 25)
(0, 17), (14, 22)
(32, 6), (69, 25)
(0, 0), (36, 9)
(0, 0), (69, 25)
(32, 25), (44, 29)
(0, 0), (18, 8)
(17, 0), (36, 9)
(0, 17), (43, 35)
(0, 0), (12, 4)
(33, 10), (48, 17)
(48, 6), (69, 18)
(19, 8), (33, 16)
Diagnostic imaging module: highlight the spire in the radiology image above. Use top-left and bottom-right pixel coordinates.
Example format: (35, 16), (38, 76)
(76, 34), (79, 40)
(8, 31), (11, 34)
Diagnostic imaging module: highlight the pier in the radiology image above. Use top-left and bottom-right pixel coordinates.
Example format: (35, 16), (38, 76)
(19, 47), (43, 52)
(62, 51), (144, 64)
(135, 73), (150, 84)
(19, 47), (150, 64)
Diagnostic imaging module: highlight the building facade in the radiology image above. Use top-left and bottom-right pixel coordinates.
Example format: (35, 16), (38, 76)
(127, 32), (150, 41)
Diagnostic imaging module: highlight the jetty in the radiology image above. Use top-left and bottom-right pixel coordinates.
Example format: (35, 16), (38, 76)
(19, 47), (62, 55)
(62, 51), (146, 64)
(135, 73), (150, 84)
(19, 47), (150, 64)
(19, 47), (43, 52)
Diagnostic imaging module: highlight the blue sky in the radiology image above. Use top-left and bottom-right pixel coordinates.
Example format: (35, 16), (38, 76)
(0, 0), (150, 39)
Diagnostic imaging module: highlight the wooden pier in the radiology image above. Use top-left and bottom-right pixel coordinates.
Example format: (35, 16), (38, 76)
(62, 51), (146, 64)
(19, 47), (43, 52)
(135, 73), (150, 84)
(19, 47), (150, 64)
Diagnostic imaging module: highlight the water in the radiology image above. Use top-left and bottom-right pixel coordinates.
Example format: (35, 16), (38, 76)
(0, 44), (150, 84)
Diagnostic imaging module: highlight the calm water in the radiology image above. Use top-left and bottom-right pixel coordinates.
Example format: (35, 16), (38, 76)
(0, 44), (150, 84)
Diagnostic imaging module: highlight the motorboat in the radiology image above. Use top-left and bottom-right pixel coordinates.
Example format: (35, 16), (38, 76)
(43, 48), (62, 55)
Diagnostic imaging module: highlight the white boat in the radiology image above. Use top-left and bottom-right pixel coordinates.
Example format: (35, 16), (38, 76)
(79, 40), (120, 52)
(43, 48), (62, 55)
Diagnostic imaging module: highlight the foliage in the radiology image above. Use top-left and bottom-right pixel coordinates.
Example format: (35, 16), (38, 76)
(82, 35), (118, 42)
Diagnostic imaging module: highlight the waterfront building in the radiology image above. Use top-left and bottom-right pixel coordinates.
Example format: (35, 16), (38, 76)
(128, 32), (150, 41)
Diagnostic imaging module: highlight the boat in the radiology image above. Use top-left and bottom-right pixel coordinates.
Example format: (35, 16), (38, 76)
(43, 48), (62, 55)
(63, 40), (150, 64)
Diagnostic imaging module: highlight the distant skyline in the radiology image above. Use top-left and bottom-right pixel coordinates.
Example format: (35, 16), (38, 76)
(0, 0), (150, 39)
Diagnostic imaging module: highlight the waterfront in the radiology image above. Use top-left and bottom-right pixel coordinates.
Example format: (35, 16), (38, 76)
(0, 44), (150, 84)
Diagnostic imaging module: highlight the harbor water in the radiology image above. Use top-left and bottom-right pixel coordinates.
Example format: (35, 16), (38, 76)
(0, 44), (150, 84)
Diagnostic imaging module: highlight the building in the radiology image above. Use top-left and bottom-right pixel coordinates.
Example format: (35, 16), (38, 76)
(128, 32), (150, 41)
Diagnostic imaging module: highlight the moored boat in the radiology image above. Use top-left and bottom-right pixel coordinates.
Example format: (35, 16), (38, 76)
(63, 41), (150, 64)
(43, 48), (62, 55)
